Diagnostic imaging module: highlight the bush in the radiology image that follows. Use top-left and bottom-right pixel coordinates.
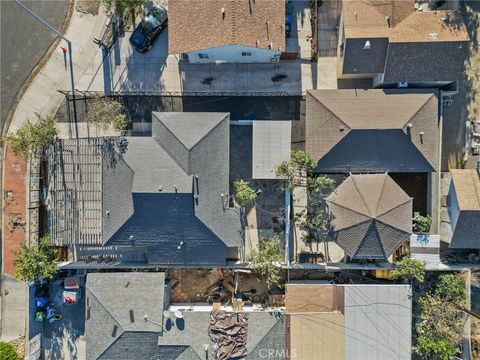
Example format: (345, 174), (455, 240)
(435, 273), (466, 304)
(233, 179), (257, 208)
(6, 113), (58, 158)
(0, 342), (19, 360)
(13, 235), (57, 282)
(251, 236), (284, 288)
(393, 257), (426, 283)
(86, 96), (127, 131)
(413, 212), (432, 233)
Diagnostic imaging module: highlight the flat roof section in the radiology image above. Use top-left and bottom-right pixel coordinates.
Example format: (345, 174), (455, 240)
(252, 120), (291, 179)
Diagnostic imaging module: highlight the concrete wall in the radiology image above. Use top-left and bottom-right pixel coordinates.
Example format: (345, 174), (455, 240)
(185, 44), (281, 63)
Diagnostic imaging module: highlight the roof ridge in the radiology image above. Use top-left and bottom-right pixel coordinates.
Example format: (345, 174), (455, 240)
(376, 197), (412, 218)
(350, 175), (373, 217)
(308, 91), (352, 131)
(87, 286), (126, 332)
(374, 174), (389, 216)
(401, 92), (435, 129)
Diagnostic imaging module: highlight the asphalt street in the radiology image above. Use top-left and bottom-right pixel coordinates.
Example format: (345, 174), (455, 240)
(0, 0), (68, 133)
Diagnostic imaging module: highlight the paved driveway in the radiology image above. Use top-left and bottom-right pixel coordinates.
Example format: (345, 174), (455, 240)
(0, 0), (68, 132)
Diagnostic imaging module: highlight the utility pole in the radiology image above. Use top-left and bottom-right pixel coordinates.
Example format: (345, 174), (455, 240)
(14, 0), (78, 125)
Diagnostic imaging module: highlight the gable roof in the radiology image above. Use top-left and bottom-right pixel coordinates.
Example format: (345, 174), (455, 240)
(343, 0), (469, 42)
(85, 273), (166, 360)
(449, 169), (480, 249)
(48, 113), (242, 267)
(168, 0), (285, 54)
(306, 89), (439, 173)
(327, 174), (412, 259)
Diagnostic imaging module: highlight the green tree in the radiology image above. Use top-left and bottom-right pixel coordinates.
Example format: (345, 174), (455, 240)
(251, 236), (284, 289)
(415, 294), (464, 359)
(101, 0), (142, 26)
(233, 179), (257, 208)
(86, 96), (127, 131)
(13, 235), (57, 282)
(6, 114), (58, 158)
(413, 212), (432, 233)
(0, 342), (19, 360)
(393, 257), (426, 283)
(296, 176), (335, 247)
(435, 273), (466, 304)
(275, 150), (317, 190)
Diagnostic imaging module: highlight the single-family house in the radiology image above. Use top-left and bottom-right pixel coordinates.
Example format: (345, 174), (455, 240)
(168, 0), (285, 63)
(285, 282), (412, 360)
(447, 169), (480, 249)
(47, 112), (243, 269)
(338, 0), (469, 93)
(85, 272), (285, 360)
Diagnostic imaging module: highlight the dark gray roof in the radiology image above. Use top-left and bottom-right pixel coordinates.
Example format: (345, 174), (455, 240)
(342, 37), (388, 75)
(450, 211), (480, 249)
(383, 41), (468, 83)
(85, 272), (166, 360)
(327, 174), (412, 260)
(48, 112), (242, 267)
(306, 89), (439, 173)
(158, 311), (285, 359)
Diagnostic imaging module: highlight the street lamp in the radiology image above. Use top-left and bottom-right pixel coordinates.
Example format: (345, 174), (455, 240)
(14, 0), (78, 125)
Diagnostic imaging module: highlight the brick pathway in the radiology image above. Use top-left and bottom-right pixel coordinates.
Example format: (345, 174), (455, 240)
(2, 144), (27, 277)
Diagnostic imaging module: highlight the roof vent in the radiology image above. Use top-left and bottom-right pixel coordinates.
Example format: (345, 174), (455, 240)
(177, 241), (184, 250)
(339, 127), (345, 132)
(105, 210), (110, 217)
(441, 15), (448, 22)
(129, 310), (135, 323)
(268, 42), (273, 49)
(194, 194), (199, 199)
(354, 12), (357, 20)
(385, 16), (391, 27)
(407, 123), (413, 128)
(429, 33), (438, 40)
(158, 185), (163, 192)
(221, 7), (225, 20)
(362, 40), (371, 49)
(256, 40), (259, 47)
(112, 325), (118, 337)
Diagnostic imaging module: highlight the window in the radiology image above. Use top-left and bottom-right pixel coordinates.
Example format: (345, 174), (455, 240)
(198, 53), (209, 59)
(241, 52), (252, 56)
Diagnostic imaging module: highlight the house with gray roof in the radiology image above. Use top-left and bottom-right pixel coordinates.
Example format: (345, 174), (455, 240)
(306, 89), (440, 174)
(337, 0), (469, 93)
(48, 112), (243, 268)
(85, 272), (285, 360)
(327, 174), (412, 260)
(447, 169), (480, 249)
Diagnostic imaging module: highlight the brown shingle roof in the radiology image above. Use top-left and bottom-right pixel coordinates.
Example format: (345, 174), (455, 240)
(451, 169), (480, 211)
(327, 174), (412, 259)
(168, 0), (285, 54)
(305, 89), (440, 172)
(343, 0), (469, 42)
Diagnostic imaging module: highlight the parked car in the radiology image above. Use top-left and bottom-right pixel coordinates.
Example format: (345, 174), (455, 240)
(129, 4), (167, 52)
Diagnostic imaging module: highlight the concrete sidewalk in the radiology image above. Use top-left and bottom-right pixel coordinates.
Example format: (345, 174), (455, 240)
(9, 7), (107, 132)
(0, 275), (27, 342)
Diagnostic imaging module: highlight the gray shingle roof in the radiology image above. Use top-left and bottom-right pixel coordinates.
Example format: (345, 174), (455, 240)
(327, 174), (412, 260)
(48, 112), (242, 267)
(383, 41), (469, 83)
(85, 273), (166, 360)
(306, 89), (439, 173)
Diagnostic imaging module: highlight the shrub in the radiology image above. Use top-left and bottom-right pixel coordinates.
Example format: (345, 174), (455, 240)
(86, 96), (127, 131)
(0, 342), (19, 360)
(251, 236), (284, 288)
(233, 179), (257, 208)
(393, 257), (426, 283)
(435, 273), (466, 304)
(6, 114), (58, 158)
(413, 212), (432, 233)
(13, 235), (57, 282)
